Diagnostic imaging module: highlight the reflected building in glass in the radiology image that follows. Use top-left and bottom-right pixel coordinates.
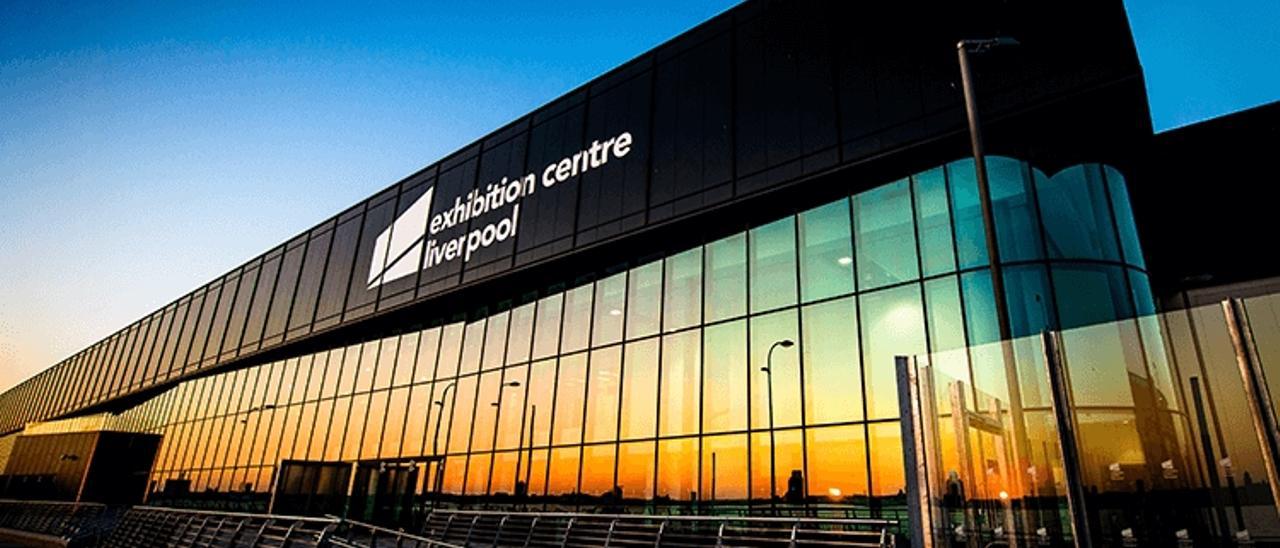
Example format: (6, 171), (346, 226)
(0, 0), (1203, 522)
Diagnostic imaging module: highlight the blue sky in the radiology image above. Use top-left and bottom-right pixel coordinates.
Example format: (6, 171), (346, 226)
(1, 1), (1277, 392)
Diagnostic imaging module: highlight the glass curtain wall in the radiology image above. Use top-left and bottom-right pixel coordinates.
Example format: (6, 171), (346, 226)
(144, 156), (1153, 515)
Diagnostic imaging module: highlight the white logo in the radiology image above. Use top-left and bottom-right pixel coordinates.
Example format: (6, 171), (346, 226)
(367, 187), (434, 289)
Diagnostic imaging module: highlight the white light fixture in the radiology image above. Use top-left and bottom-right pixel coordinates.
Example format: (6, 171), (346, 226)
(609, 309), (623, 316)
(836, 256), (853, 266)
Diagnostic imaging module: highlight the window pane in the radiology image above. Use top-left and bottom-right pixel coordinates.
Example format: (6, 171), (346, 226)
(490, 451), (520, 497)
(436, 323), (464, 379)
(580, 444), (616, 498)
(750, 430), (803, 501)
(749, 217), (798, 313)
(459, 320), (485, 375)
(663, 248), (703, 331)
(616, 441), (654, 501)
(361, 391), (388, 459)
(801, 298), (861, 425)
(585, 348), (621, 443)
(1037, 164), (1121, 261)
(924, 276), (973, 385)
(592, 272), (627, 347)
(659, 331), (701, 437)
(525, 359), (556, 447)
(626, 262), (662, 339)
(506, 303), (535, 364)
(482, 312), (510, 371)
(532, 294), (563, 360)
(702, 435), (747, 503)
(704, 233), (747, 322)
(798, 199), (854, 302)
(1104, 166), (1145, 268)
(465, 453), (491, 495)
(392, 332), (420, 387)
(552, 354), (587, 446)
(471, 371), (501, 452)
(1052, 264), (1134, 329)
(988, 156), (1043, 262)
(620, 340), (658, 440)
(562, 285), (593, 353)
(750, 310), (801, 430)
(547, 447), (580, 495)
(656, 438), (697, 501)
(807, 425), (868, 502)
(703, 321), (748, 433)
(868, 423), (904, 497)
(854, 178), (918, 289)
(495, 364), (529, 450)
(913, 166), (956, 276)
(860, 285), (925, 420)
(447, 376), (477, 453)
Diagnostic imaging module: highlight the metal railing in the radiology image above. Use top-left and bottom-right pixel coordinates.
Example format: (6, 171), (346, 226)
(417, 508), (897, 547)
(102, 505), (462, 547)
(0, 499), (124, 545)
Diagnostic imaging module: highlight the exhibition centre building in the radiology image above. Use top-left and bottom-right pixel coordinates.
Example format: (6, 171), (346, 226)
(4, 1), (1280, 545)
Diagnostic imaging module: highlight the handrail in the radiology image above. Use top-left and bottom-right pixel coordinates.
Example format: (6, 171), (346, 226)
(423, 507), (897, 527)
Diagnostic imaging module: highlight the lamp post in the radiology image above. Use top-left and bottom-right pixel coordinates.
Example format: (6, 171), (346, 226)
(429, 381), (457, 497)
(489, 381), (522, 495)
(760, 339), (795, 510)
(958, 37), (1033, 540)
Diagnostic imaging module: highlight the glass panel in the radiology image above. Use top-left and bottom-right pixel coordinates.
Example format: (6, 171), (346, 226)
(592, 272), (627, 347)
(482, 312), (510, 371)
(988, 156), (1043, 262)
(626, 262), (663, 339)
(807, 425), (868, 502)
(392, 332), (420, 387)
(562, 285), (593, 354)
(750, 430), (803, 501)
(1103, 166), (1145, 268)
(663, 247), (703, 331)
(465, 453), (491, 495)
(656, 438), (698, 501)
(525, 359), (556, 448)
(447, 375), (477, 453)
(749, 217), (798, 313)
(659, 331), (701, 437)
(416, 327), (442, 384)
(532, 294), (564, 360)
(585, 347), (621, 443)
(1052, 264), (1134, 329)
(750, 310), (801, 430)
(436, 323), (464, 380)
(702, 435), (747, 503)
(506, 303), (535, 365)
(914, 166), (956, 276)
(620, 339), (659, 440)
(382, 387), (409, 458)
(801, 298), (862, 425)
(798, 199), (854, 302)
(616, 441), (655, 501)
(853, 178), (918, 289)
(459, 320), (485, 375)
(490, 451), (520, 497)
(860, 284), (925, 420)
(704, 233), (747, 323)
(547, 447), (580, 495)
(360, 391), (388, 459)
(552, 354), (587, 446)
(1037, 164), (1121, 261)
(580, 444), (616, 499)
(471, 371), (501, 452)
(703, 320), (748, 433)
(495, 364), (529, 451)
(867, 422), (904, 497)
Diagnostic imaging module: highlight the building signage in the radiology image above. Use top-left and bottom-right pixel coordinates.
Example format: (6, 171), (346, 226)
(366, 131), (634, 289)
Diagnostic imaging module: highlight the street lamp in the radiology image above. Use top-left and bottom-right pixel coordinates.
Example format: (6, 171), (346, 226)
(957, 36), (1033, 540)
(760, 339), (795, 509)
(429, 381), (457, 497)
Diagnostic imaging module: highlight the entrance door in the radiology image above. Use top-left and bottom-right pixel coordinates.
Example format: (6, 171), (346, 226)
(349, 461), (420, 526)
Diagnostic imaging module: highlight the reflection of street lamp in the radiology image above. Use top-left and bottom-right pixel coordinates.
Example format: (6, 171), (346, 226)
(760, 339), (795, 508)
(430, 381), (457, 497)
(490, 381), (522, 408)
(489, 380), (523, 495)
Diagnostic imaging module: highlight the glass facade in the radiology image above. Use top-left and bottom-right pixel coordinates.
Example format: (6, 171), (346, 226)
(101, 156), (1152, 513)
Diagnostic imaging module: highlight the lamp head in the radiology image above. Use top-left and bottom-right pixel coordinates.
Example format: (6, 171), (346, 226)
(779, 339), (795, 348)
